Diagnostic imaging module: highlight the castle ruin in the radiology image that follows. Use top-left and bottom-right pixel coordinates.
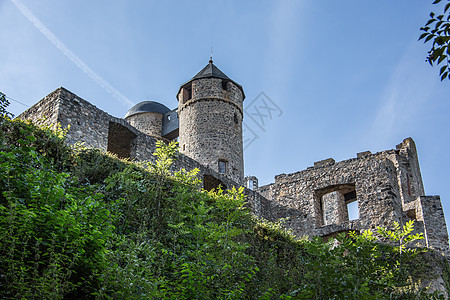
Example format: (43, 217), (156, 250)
(18, 60), (449, 255)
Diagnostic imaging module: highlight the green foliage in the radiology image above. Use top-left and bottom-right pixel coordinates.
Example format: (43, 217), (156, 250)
(0, 121), (113, 298)
(0, 109), (447, 299)
(420, 0), (450, 81)
(0, 92), (13, 119)
(377, 220), (424, 255)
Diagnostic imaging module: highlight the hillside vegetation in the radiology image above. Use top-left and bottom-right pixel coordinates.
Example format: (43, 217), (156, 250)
(0, 94), (448, 299)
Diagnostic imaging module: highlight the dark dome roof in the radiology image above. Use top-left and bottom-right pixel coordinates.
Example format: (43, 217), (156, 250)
(125, 101), (170, 118)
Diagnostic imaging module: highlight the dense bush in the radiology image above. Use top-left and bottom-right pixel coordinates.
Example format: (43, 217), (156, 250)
(0, 93), (447, 299)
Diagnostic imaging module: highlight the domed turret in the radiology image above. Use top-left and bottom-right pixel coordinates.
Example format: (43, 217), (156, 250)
(125, 101), (170, 138)
(177, 59), (245, 184)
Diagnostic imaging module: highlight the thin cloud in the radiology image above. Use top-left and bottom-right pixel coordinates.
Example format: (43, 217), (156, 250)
(368, 43), (434, 147)
(10, 0), (134, 107)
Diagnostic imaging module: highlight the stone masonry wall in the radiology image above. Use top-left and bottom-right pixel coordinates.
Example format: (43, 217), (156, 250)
(125, 112), (163, 138)
(256, 139), (449, 252)
(177, 77), (244, 184)
(18, 87), (449, 255)
(257, 152), (403, 237)
(17, 87), (248, 194)
(17, 88), (61, 129)
(418, 196), (449, 254)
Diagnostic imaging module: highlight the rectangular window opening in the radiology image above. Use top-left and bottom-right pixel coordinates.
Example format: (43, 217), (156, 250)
(183, 84), (192, 103)
(346, 200), (359, 221)
(247, 180), (254, 190)
(222, 80), (228, 91)
(218, 160), (227, 174)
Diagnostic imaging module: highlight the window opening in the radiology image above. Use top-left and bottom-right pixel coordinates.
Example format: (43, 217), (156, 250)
(344, 190), (358, 221)
(314, 183), (358, 227)
(222, 80), (228, 90)
(183, 83), (192, 102)
(346, 200), (359, 221)
(247, 180), (254, 190)
(218, 160), (227, 174)
(107, 121), (137, 159)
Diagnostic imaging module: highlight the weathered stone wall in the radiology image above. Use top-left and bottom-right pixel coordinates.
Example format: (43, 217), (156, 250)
(257, 152), (403, 237)
(18, 87), (158, 161)
(256, 139), (449, 253)
(386, 138), (425, 206)
(17, 87), (246, 193)
(125, 112), (163, 138)
(177, 77), (244, 184)
(17, 87), (449, 257)
(17, 88), (61, 129)
(418, 196), (449, 254)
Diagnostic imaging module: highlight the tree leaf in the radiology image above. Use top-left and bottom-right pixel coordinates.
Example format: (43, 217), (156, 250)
(425, 34), (436, 43)
(426, 18), (437, 26)
(419, 33), (429, 41)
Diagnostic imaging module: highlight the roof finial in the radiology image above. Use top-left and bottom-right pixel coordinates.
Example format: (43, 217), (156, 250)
(209, 46), (213, 64)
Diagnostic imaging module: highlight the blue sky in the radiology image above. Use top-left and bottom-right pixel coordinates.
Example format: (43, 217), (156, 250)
(1, 1), (450, 230)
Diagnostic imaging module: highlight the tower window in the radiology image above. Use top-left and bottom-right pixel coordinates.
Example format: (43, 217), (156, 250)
(183, 84), (192, 103)
(218, 160), (227, 174)
(234, 113), (239, 124)
(222, 80), (228, 91)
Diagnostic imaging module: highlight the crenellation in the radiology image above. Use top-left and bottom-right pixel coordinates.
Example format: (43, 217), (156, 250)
(314, 158), (335, 168)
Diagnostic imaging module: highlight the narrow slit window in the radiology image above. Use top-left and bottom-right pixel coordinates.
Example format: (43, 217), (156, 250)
(218, 160), (227, 174)
(247, 180), (254, 190)
(183, 84), (192, 103)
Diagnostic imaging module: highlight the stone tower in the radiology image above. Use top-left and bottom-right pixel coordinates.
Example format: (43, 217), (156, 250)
(124, 101), (170, 138)
(177, 59), (245, 184)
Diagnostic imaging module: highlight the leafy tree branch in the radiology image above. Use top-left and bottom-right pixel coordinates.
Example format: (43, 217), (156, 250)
(420, 0), (450, 81)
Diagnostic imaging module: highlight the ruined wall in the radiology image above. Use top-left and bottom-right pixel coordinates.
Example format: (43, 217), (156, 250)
(17, 88), (61, 129)
(18, 87), (157, 161)
(256, 140), (449, 252)
(388, 138), (425, 205)
(417, 196), (449, 254)
(257, 152), (403, 237)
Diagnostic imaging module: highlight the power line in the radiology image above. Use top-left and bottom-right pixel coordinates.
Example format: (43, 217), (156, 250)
(5, 96), (30, 108)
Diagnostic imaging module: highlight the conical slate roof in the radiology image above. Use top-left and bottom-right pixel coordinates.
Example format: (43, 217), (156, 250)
(178, 60), (245, 99)
(191, 60), (232, 81)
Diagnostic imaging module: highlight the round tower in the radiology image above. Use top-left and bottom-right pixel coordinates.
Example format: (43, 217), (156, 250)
(177, 59), (245, 184)
(125, 101), (170, 138)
